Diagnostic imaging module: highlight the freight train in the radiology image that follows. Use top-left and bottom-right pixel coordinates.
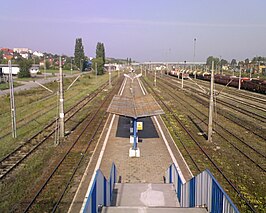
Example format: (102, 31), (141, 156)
(166, 69), (266, 94)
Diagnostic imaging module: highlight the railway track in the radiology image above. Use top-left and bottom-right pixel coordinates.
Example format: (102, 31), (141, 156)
(155, 78), (266, 172)
(171, 76), (266, 122)
(0, 79), (113, 180)
(0, 76), (117, 141)
(164, 75), (266, 140)
(20, 77), (122, 213)
(142, 77), (257, 212)
(185, 75), (266, 109)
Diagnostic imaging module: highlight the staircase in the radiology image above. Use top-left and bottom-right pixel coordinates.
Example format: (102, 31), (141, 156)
(101, 183), (207, 213)
(81, 163), (239, 213)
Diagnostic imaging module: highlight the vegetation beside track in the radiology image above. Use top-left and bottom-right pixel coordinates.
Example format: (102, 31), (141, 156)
(0, 73), (112, 159)
(0, 81), (22, 90)
(0, 71), (120, 212)
(143, 75), (265, 212)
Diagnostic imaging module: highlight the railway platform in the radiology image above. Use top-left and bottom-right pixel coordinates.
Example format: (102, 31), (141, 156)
(68, 75), (239, 213)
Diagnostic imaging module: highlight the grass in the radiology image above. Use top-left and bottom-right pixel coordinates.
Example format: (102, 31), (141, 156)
(0, 82), (22, 90)
(40, 69), (80, 74)
(144, 75), (266, 212)
(0, 73), (111, 158)
(0, 72), (115, 211)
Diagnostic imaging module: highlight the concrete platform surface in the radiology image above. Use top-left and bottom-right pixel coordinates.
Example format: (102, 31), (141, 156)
(111, 183), (179, 207)
(101, 207), (208, 213)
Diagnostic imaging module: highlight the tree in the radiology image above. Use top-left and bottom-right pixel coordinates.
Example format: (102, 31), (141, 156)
(96, 42), (105, 64)
(230, 59), (237, 66)
(220, 59), (228, 66)
(244, 58), (249, 65)
(95, 42), (106, 74)
(206, 56), (220, 67)
(92, 57), (104, 75)
(18, 59), (32, 78)
(252, 56), (266, 63)
(45, 60), (51, 70)
(74, 38), (85, 71)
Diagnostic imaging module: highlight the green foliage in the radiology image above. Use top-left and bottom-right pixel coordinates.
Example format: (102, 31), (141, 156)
(18, 59), (32, 78)
(96, 42), (105, 64)
(92, 57), (104, 75)
(74, 38), (85, 71)
(230, 59), (237, 66)
(252, 56), (266, 63)
(220, 59), (228, 66)
(45, 60), (51, 69)
(206, 56), (220, 67)
(95, 42), (106, 74)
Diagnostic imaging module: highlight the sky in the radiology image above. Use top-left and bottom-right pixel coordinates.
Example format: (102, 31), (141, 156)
(1, 0), (266, 62)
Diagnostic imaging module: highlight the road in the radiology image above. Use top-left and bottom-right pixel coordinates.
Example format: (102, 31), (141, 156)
(0, 73), (82, 96)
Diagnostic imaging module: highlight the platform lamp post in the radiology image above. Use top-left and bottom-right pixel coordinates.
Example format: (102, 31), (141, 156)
(8, 60), (17, 138)
(208, 61), (215, 143)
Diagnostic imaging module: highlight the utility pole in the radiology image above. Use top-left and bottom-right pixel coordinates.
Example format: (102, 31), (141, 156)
(182, 61), (186, 89)
(70, 58), (73, 75)
(95, 62), (98, 81)
(44, 57), (46, 79)
(193, 38), (196, 79)
(154, 70), (157, 87)
(238, 67), (242, 90)
(109, 66), (111, 87)
(8, 60), (17, 138)
(145, 65), (147, 77)
(208, 61), (214, 143)
(59, 56), (64, 143)
(181, 70), (184, 89)
(141, 64), (143, 75)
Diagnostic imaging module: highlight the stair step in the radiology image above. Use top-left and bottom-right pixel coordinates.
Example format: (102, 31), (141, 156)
(111, 183), (179, 207)
(102, 206), (208, 213)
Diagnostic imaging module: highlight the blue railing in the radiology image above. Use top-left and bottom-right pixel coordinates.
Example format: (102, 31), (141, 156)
(166, 163), (239, 213)
(83, 163), (116, 213)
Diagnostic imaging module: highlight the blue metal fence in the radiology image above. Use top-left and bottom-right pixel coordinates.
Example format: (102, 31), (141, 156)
(83, 163), (116, 213)
(166, 163), (239, 213)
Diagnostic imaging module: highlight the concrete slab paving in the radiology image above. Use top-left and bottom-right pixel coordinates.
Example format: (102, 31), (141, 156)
(111, 183), (179, 207)
(102, 207), (208, 213)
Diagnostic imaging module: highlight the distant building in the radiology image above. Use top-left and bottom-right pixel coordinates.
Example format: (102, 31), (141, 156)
(13, 48), (32, 54)
(30, 64), (40, 74)
(20, 51), (29, 59)
(33, 51), (44, 57)
(104, 63), (123, 71)
(0, 47), (13, 60)
(0, 64), (40, 75)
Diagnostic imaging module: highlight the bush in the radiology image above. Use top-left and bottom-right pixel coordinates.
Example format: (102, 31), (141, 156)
(18, 59), (32, 78)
